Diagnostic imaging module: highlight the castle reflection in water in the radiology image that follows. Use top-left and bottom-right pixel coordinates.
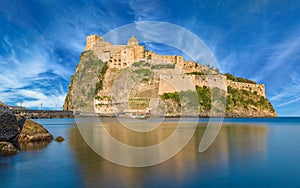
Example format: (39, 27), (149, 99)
(68, 118), (267, 187)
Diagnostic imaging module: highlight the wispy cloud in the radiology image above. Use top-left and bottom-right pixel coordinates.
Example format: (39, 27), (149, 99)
(124, 0), (164, 21)
(254, 34), (300, 81)
(0, 35), (71, 109)
(270, 71), (300, 108)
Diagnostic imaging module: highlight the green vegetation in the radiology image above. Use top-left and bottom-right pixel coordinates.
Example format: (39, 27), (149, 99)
(95, 62), (108, 93)
(186, 71), (205, 76)
(132, 61), (143, 67)
(95, 95), (111, 100)
(151, 64), (175, 69)
(160, 85), (274, 115)
(225, 73), (256, 84)
(160, 87), (217, 111)
(161, 92), (180, 103)
(132, 61), (151, 67)
(195, 86), (226, 111)
(196, 86), (211, 110)
(160, 90), (199, 114)
(142, 78), (149, 82)
(226, 86), (275, 112)
(133, 68), (153, 77)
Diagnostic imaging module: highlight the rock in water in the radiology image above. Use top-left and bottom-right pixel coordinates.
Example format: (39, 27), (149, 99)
(18, 119), (53, 142)
(55, 136), (65, 142)
(0, 106), (20, 142)
(0, 141), (18, 156)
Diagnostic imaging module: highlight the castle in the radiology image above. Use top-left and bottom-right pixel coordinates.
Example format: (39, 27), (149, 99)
(85, 34), (185, 69)
(85, 34), (266, 95)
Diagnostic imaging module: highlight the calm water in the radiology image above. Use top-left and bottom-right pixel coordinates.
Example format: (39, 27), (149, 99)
(1, 117), (300, 187)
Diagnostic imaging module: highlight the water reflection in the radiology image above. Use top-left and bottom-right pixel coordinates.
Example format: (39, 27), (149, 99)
(68, 119), (267, 187)
(17, 141), (51, 151)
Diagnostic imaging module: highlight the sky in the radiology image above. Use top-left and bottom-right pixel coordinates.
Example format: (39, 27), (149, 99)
(0, 0), (300, 116)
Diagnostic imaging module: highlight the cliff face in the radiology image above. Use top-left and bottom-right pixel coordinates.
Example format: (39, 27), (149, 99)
(63, 35), (277, 118)
(63, 51), (107, 111)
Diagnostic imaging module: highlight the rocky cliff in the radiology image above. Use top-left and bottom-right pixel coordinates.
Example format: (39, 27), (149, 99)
(64, 51), (276, 117)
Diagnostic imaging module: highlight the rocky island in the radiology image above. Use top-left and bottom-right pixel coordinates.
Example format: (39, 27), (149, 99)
(64, 34), (276, 118)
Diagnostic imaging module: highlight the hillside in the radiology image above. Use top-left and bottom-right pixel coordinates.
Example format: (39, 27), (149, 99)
(64, 35), (276, 117)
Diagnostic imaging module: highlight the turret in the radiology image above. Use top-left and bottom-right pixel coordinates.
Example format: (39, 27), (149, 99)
(85, 34), (103, 51)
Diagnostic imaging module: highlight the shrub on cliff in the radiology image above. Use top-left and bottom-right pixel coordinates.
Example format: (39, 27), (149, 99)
(226, 86), (275, 112)
(225, 73), (256, 84)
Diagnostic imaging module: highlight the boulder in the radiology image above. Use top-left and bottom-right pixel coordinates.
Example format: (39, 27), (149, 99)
(18, 119), (53, 142)
(0, 106), (20, 142)
(0, 141), (18, 156)
(55, 136), (65, 142)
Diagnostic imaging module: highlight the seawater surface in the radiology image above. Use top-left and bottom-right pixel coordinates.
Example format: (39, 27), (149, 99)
(1, 117), (300, 187)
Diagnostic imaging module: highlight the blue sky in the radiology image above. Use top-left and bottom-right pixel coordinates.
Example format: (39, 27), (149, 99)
(0, 0), (300, 116)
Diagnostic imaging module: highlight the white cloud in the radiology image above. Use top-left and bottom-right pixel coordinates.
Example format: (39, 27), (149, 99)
(0, 36), (70, 108)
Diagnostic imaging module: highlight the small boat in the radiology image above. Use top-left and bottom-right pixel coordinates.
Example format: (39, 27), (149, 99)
(136, 115), (145, 119)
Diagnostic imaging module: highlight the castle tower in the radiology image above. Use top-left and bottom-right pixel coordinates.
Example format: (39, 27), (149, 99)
(127, 35), (139, 46)
(85, 34), (103, 50)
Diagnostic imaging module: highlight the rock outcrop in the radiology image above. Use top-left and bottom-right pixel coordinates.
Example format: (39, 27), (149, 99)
(0, 106), (20, 142)
(0, 141), (18, 156)
(0, 101), (54, 156)
(18, 119), (53, 142)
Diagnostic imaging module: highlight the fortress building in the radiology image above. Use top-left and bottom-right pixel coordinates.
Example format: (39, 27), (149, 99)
(84, 34), (266, 98)
(85, 34), (185, 70)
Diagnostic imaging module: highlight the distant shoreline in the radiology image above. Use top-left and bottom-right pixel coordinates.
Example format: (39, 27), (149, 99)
(10, 109), (280, 119)
(12, 110), (74, 119)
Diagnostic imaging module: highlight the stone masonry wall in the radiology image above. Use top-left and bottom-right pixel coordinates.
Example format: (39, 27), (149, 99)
(158, 74), (266, 98)
(158, 75), (195, 95)
(227, 80), (266, 98)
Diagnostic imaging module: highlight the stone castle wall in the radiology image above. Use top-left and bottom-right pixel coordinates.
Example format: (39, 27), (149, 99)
(158, 74), (227, 94)
(190, 75), (227, 90)
(158, 75), (195, 95)
(158, 74), (266, 98)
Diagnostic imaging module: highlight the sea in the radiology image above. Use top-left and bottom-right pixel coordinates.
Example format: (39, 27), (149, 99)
(1, 117), (300, 187)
